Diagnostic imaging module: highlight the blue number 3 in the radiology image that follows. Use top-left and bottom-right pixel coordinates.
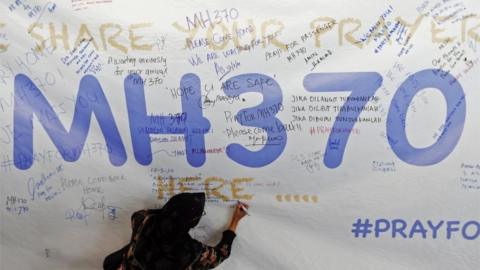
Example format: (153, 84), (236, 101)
(223, 73), (287, 167)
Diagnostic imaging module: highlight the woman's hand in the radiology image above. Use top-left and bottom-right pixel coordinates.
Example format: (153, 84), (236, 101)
(228, 201), (249, 232)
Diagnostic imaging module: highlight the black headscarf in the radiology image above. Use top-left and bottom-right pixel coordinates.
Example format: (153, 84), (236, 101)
(160, 191), (206, 235)
(127, 192), (206, 270)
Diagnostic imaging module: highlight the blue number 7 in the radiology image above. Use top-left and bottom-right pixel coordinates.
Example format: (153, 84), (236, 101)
(303, 72), (382, 168)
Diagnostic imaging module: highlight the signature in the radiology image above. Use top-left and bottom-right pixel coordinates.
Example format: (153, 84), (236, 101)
(66, 196), (121, 225)
(65, 207), (90, 225)
(27, 165), (63, 201)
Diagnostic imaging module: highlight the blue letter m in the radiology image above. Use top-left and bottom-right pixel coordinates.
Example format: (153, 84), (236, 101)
(13, 74), (127, 170)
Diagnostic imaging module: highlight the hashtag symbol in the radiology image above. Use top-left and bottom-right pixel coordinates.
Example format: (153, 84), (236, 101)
(351, 218), (373, 238)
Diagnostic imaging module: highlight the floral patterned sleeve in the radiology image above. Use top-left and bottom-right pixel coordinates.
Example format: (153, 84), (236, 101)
(188, 230), (237, 270)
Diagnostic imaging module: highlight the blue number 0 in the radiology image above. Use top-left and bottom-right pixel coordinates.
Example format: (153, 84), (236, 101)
(387, 69), (466, 165)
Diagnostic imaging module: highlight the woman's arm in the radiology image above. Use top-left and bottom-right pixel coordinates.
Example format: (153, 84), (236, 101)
(228, 201), (249, 233)
(189, 202), (249, 270)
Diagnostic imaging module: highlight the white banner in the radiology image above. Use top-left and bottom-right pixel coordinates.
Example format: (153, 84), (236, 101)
(1, 0), (479, 269)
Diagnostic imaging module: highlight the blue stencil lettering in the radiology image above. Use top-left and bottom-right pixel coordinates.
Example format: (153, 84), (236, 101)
(14, 74), (126, 169)
(124, 73), (210, 167)
(386, 69), (466, 165)
(222, 73), (286, 167)
(303, 72), (382, 168)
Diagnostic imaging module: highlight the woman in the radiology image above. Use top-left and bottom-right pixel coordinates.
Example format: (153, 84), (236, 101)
(103, 192), (249, 270)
